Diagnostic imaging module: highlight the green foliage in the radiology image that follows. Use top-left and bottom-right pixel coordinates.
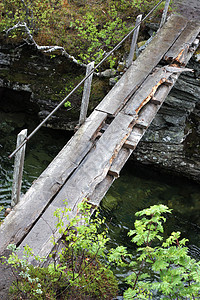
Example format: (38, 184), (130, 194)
(0, 0), (69, 45)
(64, 100), (71, 108)
(70, 7), (130, 67)
(3, 200), (119, 299)
(3, 203), (198, 299)
(68, 0), (167, 67)
(123, 204), (200, 299)
(0, 0), (166, 69)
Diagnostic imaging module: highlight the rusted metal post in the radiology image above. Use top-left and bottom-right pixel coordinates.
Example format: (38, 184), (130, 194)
(79, 61), (95, 126)
(127, 14), (142, 68)
(159, 0), (171, 29)
(11, 129), (27, 207)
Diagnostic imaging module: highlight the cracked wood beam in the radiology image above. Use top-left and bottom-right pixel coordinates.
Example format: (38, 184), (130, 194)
(0, 110), (107, 253)
(124, 67), (173, 116)
(15, 112), (137, 262)
(164, 20), (200, 65)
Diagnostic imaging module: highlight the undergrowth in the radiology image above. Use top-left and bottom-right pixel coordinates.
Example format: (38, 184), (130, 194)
(1, 202), (200, 299)
(0, 0), (167, 68)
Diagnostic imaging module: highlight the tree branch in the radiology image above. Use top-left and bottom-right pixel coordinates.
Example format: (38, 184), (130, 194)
(5, 22), (87, 68)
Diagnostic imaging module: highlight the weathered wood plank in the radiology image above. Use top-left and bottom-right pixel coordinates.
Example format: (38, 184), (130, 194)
(127, 14), (142, 68)
(150, 97), (162, 105)
(108, 147), (133, 177)
(159, 0), (171, 29)
(79, 61), (95, 125)
(0, 110), (107, 253)
(135, 119), (149, 129)
(164, 20), (200, 64)
(108, 74), (179, 178)
(11, 129), (27, 207)
(124, 67), (173, 116)
(87, 175), (115, 206)
(95, 15), (187, 116)
(17, 112), (137, 259)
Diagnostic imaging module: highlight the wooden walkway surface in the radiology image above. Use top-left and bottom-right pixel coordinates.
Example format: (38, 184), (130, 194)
(0, 14), (200, 262)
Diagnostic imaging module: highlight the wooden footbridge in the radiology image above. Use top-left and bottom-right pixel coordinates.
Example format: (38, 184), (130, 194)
(0, 14), (200, 262)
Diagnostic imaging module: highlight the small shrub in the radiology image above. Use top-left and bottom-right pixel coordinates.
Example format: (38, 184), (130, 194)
(2, 201), (119, 299)
(123, 205), (200, 299)
(3, 202), (198, 299)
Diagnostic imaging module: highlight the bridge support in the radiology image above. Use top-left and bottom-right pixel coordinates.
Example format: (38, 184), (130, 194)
(11, 129), (27, 207)
(159, 0), (171, 29)
(79, 61), (95, 125)
(127, 14), (142, 68)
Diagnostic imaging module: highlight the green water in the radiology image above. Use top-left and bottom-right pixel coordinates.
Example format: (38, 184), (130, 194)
(1, 110), (200, 296)
(0, 111), (71, 218)
(100, 165), (200, 259)
(1, 111), (200, 259)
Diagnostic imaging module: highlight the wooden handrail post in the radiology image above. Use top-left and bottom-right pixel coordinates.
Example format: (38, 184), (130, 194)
(11, 129), (27, 207)
(79, 61), (95, 126)
(126, 14), (142, 68)
(159, 0), (171, 29)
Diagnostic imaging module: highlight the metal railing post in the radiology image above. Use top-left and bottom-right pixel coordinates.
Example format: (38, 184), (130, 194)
(11, 129), (27, 207)
(159, 0), (171, 29)
(127, 14), (142, 68)
(79, 61), (95, 126)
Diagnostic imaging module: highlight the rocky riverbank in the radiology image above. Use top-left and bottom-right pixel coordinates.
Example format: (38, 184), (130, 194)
(133, 56), (200, 183)
(0, 40), (110, 130)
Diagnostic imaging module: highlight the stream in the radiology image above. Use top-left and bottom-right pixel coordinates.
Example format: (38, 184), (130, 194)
(0, 110), (200, 281)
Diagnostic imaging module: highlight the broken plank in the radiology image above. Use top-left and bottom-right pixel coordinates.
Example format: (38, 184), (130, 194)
(109, 126), (144, 177)
(17, 112), (137, 260)
(164, 20), (200, 64)
(135, 119), (149, 129)
(0, 110), (107, 254)
(124, 67), (173, 116)
(88, 175), (115, 206)
(95, 15), (187, 116)
(124, 140), (137, 150)
(109, 75), (182, 178)
(108, 147), (133, 177)
(150, 97), (162, 105)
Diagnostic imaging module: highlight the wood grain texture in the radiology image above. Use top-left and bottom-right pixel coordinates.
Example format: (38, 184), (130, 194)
(164, 20), (200, 64)
(0, 110), (107, 253)
(124, 67), (173, 116)
(16, 112), (136, 259)
(95, 15), (187, 115)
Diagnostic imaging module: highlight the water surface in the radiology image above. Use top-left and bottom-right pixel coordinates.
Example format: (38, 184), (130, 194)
(0, 111), (71, 218)
(100, 164), (200, 260)
(1, 111), (200, 262)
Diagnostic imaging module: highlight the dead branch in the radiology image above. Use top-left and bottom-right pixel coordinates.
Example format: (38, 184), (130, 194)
(5, 22), (87, 68)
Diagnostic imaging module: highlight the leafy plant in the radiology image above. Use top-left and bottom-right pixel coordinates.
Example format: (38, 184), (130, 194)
(70, 7), (130, 67)
(2, 203), (198, 299)
(2, 201), (119, 299)
(123, 205), (200, 299)
(0, 0), (167, 69)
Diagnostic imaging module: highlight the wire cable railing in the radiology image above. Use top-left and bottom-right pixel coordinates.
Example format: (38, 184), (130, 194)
(9, 0), (165, 159)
